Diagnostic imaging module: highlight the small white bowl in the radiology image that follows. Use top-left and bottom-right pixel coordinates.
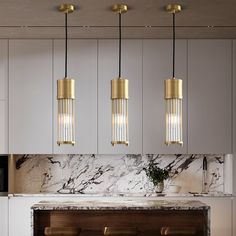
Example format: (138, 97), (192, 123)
(167, 184), (181, 193)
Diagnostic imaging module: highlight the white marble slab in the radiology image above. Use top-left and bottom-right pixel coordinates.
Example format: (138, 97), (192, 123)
(14, 154), (224, 195)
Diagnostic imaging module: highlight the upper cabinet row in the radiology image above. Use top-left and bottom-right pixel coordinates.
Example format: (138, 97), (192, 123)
(0, 39), (234, 154)
(144, 40), (232, 154)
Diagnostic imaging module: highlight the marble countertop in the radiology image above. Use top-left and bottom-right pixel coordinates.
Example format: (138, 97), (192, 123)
(9, 192), (232, 198)
(31, 199), (210, 211)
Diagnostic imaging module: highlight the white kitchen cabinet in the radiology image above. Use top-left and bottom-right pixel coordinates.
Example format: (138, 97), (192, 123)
(98, 40), (142, 154)
(53, 40), (97, 154)
(9, 40), (53, 154)
(167, 196), (232, 236)
(188, 40), (232, 154)
(233, 197), (236, 236)
(9, 197), (61, 236)
(0, 40), (8, 100)
(233, 40), (236, 154)
(0, 40), (8, 154)
(9, 197), (48, 236)
(8, 196), (89, 236)
(0, 102), (8, 153)
(0, 197), (8, 236)
(199, 197), (232, 236)
(143, 40), (187, 154)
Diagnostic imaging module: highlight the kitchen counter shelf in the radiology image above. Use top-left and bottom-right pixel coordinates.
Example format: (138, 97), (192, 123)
(32, 199), (210, 211)
(9, 193), (233, 198)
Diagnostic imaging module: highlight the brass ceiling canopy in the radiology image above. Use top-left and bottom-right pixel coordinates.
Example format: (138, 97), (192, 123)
(58, 4), (75, 14)
(166, 4), (182, 14)
(112, 4), (128, 14)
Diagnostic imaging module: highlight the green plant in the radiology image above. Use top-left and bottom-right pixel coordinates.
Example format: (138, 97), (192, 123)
(144, 162), (169, 185)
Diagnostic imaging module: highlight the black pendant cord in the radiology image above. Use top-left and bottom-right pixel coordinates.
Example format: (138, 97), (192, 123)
(118, 12), (122, 79)
(65, 12), (68, 78)
(172, 13), (175, 79)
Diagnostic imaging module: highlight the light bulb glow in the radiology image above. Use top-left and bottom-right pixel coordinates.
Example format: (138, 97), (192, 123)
(165, 98), (183, 145)
(111, 98), (128, 145)
(57, 98), (75, 145)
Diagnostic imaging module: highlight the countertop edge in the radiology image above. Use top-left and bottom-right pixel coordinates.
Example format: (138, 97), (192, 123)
(8, 193), (233, 198)
(31, 200), (210, 211)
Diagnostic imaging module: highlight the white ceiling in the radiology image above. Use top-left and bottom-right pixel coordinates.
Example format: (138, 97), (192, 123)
(0, 0), (235, 38)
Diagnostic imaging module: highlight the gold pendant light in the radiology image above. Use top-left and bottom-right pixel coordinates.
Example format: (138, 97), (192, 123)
(111, 4), (129, 146)
(57, 4), (76, 146)
(165, 4), (183, 146)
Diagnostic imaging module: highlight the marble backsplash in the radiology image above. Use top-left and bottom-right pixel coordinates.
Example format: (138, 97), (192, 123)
(14, 154), (224, 195)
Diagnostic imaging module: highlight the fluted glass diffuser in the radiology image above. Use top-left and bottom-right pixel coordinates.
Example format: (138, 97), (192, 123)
(57, 79), (75, 145)
(111, 78), (129, 146)
(165, 78), (183, 145)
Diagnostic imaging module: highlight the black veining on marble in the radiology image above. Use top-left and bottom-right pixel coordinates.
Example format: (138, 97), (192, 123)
(57, 165), (112, 194)
(16, 154), (31, 169)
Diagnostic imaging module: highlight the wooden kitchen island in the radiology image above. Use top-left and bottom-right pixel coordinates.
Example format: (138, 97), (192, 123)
(32, 199), (210, 236)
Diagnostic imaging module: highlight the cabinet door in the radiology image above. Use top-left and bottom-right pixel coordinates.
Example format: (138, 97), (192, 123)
(9, 40), (53, 154)
(143, 40), (187, 154)
(98, 40), (142, 154)
(233, 40), (236, 154)
(188, 40), (232, 154)
(8, 196), (83, 236)
(9, 197), (45, 236)
(53, 40), (97, 154)
(165, 197), (232, 236)
(233, 197), (236, 236)
(0, 40), (8, 100)
(0, 40), (8, 154)
(0, 197), (8, 236)
(199, 198), (232, 236)
(0, 102), (8, 153)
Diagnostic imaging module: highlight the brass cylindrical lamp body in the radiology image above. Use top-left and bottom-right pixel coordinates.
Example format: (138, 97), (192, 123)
(111, 78), (129, 146)
(165, 79), (183, 146)
(57, 79), (75, 145)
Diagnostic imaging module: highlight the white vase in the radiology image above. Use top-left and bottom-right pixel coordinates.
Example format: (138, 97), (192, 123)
(154, 182), (164, 193)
